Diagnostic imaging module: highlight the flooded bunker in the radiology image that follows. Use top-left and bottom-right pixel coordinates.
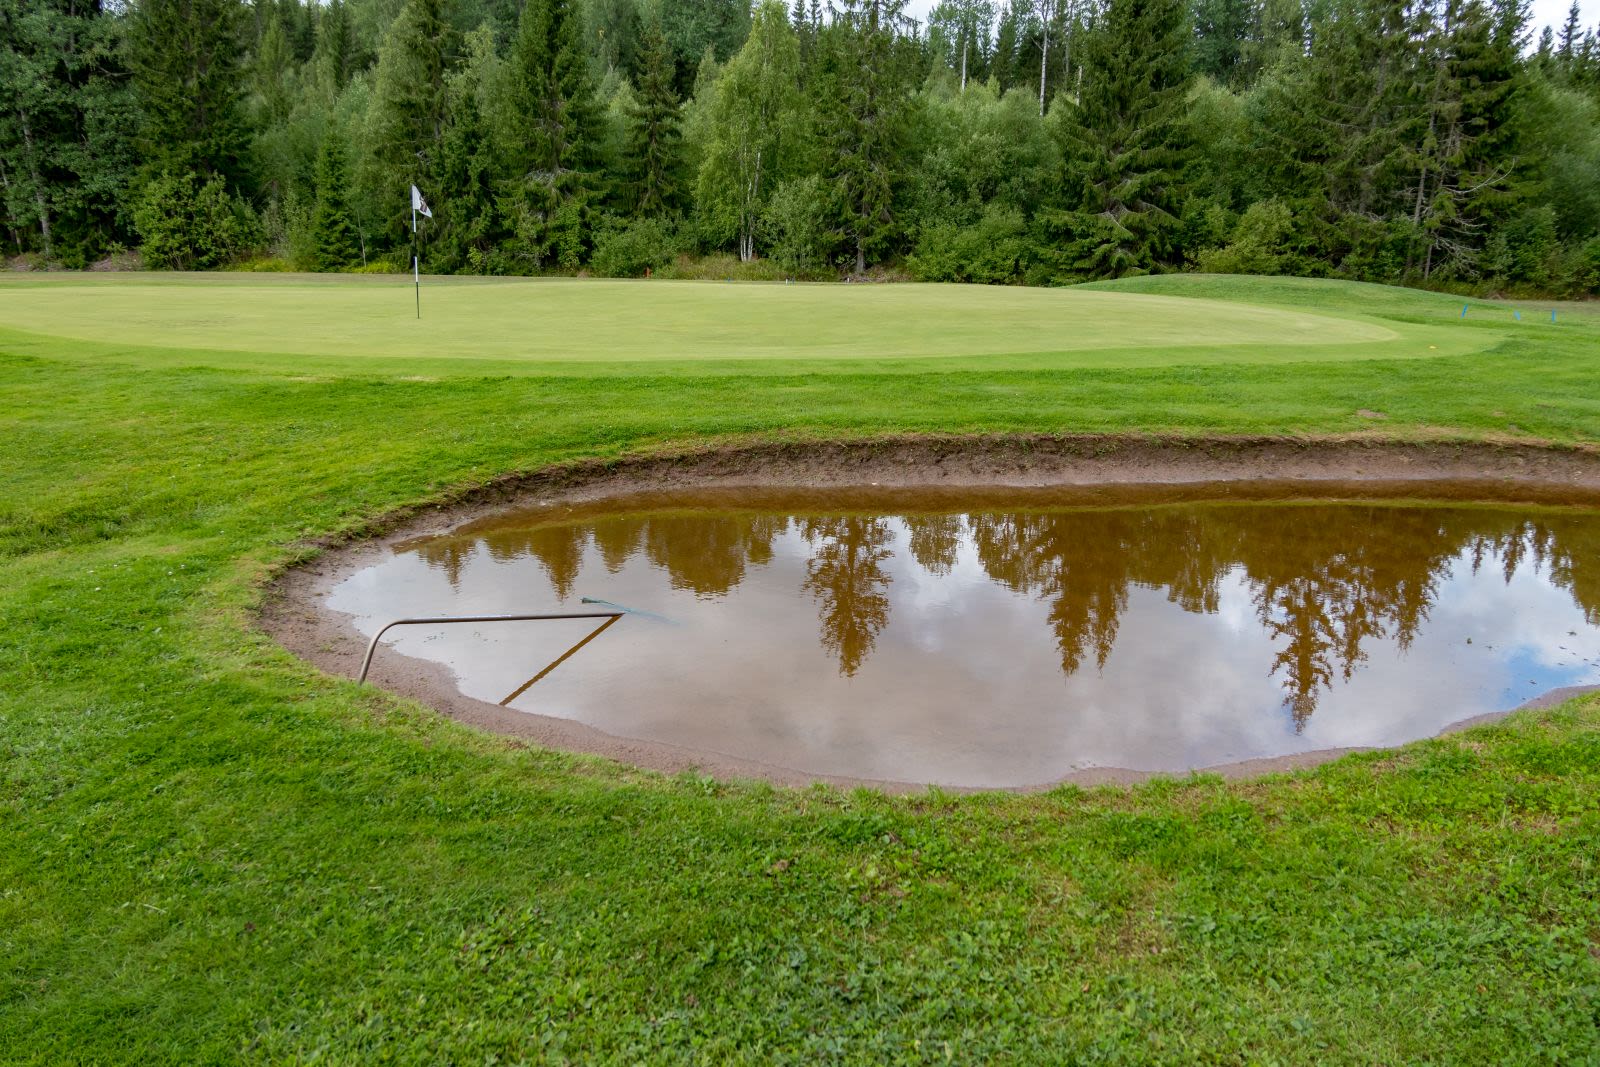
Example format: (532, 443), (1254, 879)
(320, 480), (1600, 788)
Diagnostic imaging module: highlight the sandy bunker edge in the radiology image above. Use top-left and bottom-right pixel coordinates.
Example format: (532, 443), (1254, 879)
(260, 434), (1600, 792)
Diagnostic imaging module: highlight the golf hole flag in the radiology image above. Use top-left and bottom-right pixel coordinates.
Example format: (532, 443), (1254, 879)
(410, 185), (431, 318)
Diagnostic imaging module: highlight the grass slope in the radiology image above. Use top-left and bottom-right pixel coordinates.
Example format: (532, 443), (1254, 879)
(1, 274), (1598, 1063)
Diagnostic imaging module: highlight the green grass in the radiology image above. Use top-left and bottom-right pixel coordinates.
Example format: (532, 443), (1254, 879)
(2, 273), (1598, 1063)
(0, 270), (1499, 373)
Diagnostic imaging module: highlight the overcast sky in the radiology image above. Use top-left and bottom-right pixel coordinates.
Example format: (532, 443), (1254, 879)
(898, 0), (1596, 44)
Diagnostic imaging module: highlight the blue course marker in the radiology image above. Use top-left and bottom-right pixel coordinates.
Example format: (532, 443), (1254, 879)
(1514, 310), (1521, 321)
(1461, 304), (1469, 318)
(1552, 309), (1558, 323)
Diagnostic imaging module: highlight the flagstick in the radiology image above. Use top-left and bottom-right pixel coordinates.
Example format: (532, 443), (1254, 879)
(412, 200), (419, 320)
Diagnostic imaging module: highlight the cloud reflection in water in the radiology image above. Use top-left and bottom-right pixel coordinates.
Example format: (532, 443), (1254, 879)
(328, 491), (1600, 786)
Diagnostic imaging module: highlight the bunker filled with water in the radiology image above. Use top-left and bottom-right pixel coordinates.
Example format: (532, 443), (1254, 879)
(314, 480), (1600, 788)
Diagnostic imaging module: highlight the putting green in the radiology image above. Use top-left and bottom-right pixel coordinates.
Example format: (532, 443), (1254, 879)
(0, 272), (1489, 373)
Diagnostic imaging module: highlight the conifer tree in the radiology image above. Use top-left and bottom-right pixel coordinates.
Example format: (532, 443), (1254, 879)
(585, 0), (642, 75)
(1534, 23), (1555, 67)
(309, 132), (359, 269)
(1558, 1), (1582, 59)
(312, 0), (359, 97)
(432, 27), (499, 270)
(129, 0), (252, 188)
(1438, 0), (1525, 264)
(368, 0), (454, 234)
(1245, 0), (1421, 273)
(1192, 0), (1260, 87)
(662, 0), (752, 68)
(812, 0), (917, 273)
(626, 20), (686, 215)
(1044, 0), (1193, 276)
(500, 0), (602, 269)
(993, 0), (1021, 89)
(253, 4), (294, 123)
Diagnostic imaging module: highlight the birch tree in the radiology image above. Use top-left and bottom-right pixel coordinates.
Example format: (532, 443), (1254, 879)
(696, 0), (802, 261)
(929, 0), (996, 90)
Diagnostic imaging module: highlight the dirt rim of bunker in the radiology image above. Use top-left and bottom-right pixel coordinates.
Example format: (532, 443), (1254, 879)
(260, 434), (1600, 792)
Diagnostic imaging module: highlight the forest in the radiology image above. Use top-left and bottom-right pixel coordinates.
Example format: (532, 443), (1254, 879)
(5, 0), (1600, 293)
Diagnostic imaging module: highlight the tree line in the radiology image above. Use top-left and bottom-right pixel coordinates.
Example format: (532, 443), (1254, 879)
(5, 0), (1600, 293)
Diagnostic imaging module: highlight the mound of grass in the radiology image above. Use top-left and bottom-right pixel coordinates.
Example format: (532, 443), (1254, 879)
(1, 274), (1598, 1062)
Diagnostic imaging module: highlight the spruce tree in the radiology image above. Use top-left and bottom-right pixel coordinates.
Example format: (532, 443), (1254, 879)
(585, 0), (642, 75)
(812, 0), (917, 273)
(1534, 23), (1555, 67)
(993, 0), (1021, 89)
(129, 0), (252, 188)
(311, 0), (358, 97)
(1245, 0), (1421, 273)
(1441, 0), (1525, 266)
(1191, 0), (1260, 87)
(368, 0), (454, 237)
(500, 0), (601, 269)
(309, 132), (359, 269)
(432, 27), (499, 271)
(626, 20), (686, 216)
(1044, 0), (1194, 277)
(662, 0), (752, 68)
(1558, 1), (1582, 60)
(253, 4), (294, 123)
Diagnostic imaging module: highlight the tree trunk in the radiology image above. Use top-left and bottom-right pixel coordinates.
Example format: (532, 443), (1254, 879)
(1039, 0), (1051, 115)
(0, 158), (23, 255)
(16, 109), (52, 258)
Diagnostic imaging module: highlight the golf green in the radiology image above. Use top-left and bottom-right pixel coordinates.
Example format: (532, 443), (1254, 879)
(0, 272), (1490, 373)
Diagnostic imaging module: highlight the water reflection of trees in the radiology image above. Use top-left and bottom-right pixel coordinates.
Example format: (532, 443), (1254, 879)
(799, 517), (894, 676)
(410, 505), (1600, 724)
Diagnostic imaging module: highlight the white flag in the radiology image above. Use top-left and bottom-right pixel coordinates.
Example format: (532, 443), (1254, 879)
(411, 184), (432, 218)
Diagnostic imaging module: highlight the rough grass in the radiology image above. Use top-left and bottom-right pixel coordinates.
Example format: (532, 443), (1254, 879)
(1, 274), (1598, 1064)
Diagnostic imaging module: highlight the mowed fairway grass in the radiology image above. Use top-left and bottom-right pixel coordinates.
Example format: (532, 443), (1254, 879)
(2, 272), (1599, 1063)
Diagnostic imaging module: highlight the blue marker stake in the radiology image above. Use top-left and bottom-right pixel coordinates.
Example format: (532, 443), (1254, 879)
(1461, 304), (1469, 318)
(1514, 310), (1521, 321)
(1552, 309), (1557, 323)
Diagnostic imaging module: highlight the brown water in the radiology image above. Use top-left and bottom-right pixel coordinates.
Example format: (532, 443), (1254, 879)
(328, 485), (1600, 787)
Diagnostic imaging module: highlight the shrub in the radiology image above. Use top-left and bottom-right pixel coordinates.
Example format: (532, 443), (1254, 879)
(906, 206), (1035, 284)
(1483, 207), (1562, 289)
(133, 172), (260, 270)
(759, 176), (831, 275)
(349, 257), (408, 274)
(656, 254), (791, 281)
(589, 216), (679, 278)
(226, 257), (297, 272)
(1195, 199), (1295, 275)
